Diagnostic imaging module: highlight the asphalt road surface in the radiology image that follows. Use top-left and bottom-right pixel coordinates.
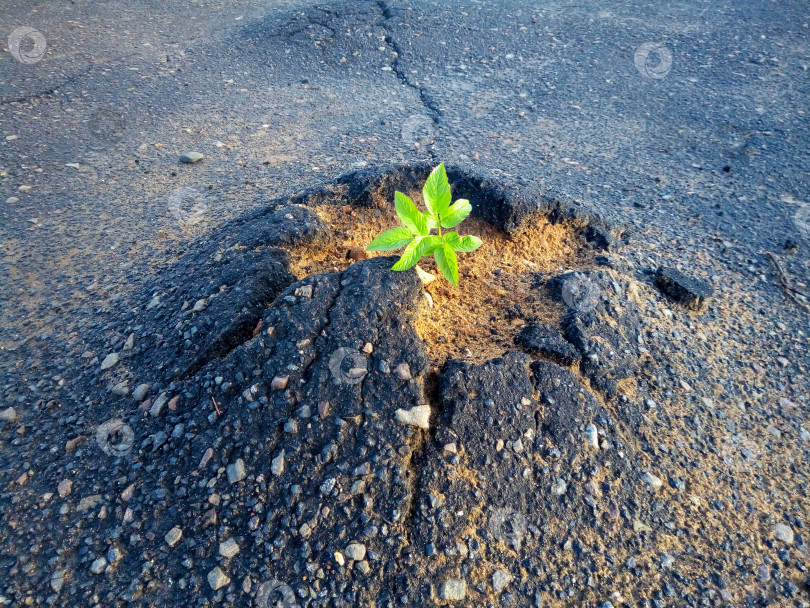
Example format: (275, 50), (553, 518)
(1, 1), (809, 607)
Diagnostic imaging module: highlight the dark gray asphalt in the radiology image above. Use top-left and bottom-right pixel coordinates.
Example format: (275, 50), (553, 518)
(1, 0), (809, 606)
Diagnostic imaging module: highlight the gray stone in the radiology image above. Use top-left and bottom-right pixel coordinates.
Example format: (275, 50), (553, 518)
(57, 479), (72, 498)
(111, 381), (129, 396)
(76, 494), (102, 512)
(106, 546), (122, 564)
(100, 352), (119, 370)
(394, 362), (412, 380)
(440, 578), (467, 601)
(0, 407), (18, 423)
(149, 392), (169, 417)
(227, 459), (246, 484)
(345, 543), (366, 561)
(585, 423), (599, 449)
(355, 560), (371, 575)
(180, 151), (204, 163)
(50, 570), (64, 592)
(90, 557), (107, 574)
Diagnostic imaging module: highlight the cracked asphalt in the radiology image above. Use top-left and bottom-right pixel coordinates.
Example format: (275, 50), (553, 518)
(1, 0), (810, 607)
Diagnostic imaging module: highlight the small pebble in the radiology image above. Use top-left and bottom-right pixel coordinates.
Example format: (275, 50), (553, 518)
(180, 151), (204, 163)
(394, 363), (412, 380)
(165, 526), (183, 547)
(219, 538), (240, 558)
(271, 376), (289, 390)
(641, 471), (663, 491)
(227, 459), (246, 484)
(0, 407), (18, 423)
(440, 578), (467, 601)
(100, 353), (119, 370)
(57, 480), (72, 498)
(207, 567), (230, 590)
(773, 523), (794, 544)
(345, 543), (366, 561)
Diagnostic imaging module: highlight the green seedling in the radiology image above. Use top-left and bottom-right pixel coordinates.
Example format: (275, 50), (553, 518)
(366, 163), (482, 285)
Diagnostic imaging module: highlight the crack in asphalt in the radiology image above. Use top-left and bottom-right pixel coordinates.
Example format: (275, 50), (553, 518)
(374, 0), (440, 160)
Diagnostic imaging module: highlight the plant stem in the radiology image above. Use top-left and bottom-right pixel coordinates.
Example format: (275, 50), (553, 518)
(437, 214), (442, 239)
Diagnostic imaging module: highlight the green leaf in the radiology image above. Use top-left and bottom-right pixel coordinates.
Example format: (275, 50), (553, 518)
(421, 235), (443, 255)
(366, 227), (413, 251)
(423, 163), (452, 216)
(426, 215), (439, 233)
(445, 233), (483, 253)
(434, 242), (459, 286)
(391, 235), (441, 270)
(394, 191), (427, 236)
(391, 237), (425, 270)
(441, 198), (471, 228)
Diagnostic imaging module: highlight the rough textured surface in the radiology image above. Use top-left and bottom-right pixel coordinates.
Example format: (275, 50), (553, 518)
(2, 1), (810, 607)
(514, 323), (580, 366)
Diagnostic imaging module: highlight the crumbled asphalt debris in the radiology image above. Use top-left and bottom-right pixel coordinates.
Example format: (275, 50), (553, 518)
(514, 323), (580, 366)
(654, 266), (715, 312)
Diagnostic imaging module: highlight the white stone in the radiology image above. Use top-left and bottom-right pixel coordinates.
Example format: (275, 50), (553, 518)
(219, 537), (240, 558)
(271, 450), (285, 476)
(395, 405), (430, 429)
(415, 265), (436, 285)
(641, 471), (663, 491)
(585, 423), (599, 449)
(440, 578), (466, 601)
(492, 569), (512, 592)
(773, 523), (794, 544)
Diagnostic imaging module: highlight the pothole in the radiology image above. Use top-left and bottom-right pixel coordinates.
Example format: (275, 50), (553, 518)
(278, 168), (602, 366)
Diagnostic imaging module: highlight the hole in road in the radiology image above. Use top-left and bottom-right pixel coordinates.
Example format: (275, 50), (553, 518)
(281, 170), (599, 366)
